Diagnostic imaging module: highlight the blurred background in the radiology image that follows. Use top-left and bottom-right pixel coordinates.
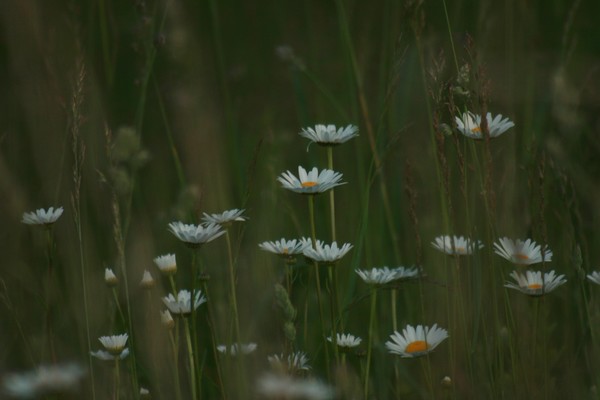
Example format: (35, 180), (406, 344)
(1, 0), (600, 398)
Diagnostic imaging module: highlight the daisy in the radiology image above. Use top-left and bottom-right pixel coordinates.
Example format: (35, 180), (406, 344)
(153, 254), (177, 275)
(140, 270), (155, 289)
(355, 267), (401, 285)
(455, 111), (514, 139)
(431, 235), (483, 255)
(587, 271), (600, 285)
(256, 373), (334, 400)
(91, 334), (130, 360)
(104, 268), (118, 287)
(494, 238), (552, 265)
(21, 207), (64, 226)
(162, 290), (207, 315)
(202, 208), (247, 226)
(268, 352), (311, 373)
(504, 270), (566, 296)
(299, 124), (359, 147)
(303, 241), (353, 264)
(217, 342), (258, 356)
(327, 333), (362, 349)
(160, 310), (175, 329)
(385, 324), (449, 358)
(277, 166), (346, 195)
(168, 222), (225, 248)
(393, 266), (422, 281)
(3, 363), (85, 398)
(258, 238), (309, 258)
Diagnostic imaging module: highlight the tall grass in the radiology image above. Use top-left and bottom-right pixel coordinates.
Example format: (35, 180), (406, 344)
(1, 0), (600, 399)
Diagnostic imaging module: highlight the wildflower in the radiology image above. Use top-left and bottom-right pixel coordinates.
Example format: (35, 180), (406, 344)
(161, 310), (175, 330)
(268, 352), (311, 374)
(168, 222), (225, 248)
(104, 268), (118, 287)
(217, 342), (258, 356)
(494, 238), (552, 265)
(21, 207), (64, 226)
(140, 387), (150, 397)
(386, 324), (449, 358)
(259, 238), (309, 259)
(504, 270), (566, 296)
(278, 166), (345, 195)
(441, 376), (452, 388)
(393, 266), (422, 281)
(140, 270), (155, 289)
(3, 363), (85, 398)
(431, 235), (483, 256)
(256, 373), (334, 400)
(91, 334), (129, 360)
(202, 208), (247, 226)
(355, 266), (418, 285)
(587, 271), (600, 285)
(327, 333), (362, 349)
(455, 112), (514, 139)
(153, 254), (177, 275)
(299, 124), (359, 147)
(162, 290), (207, 315)
(302, 241), (353, 264)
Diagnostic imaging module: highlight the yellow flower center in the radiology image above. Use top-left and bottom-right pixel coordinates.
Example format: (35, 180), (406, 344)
(528, 283), (542, 289)
(406, 340), (428, 354)
(455, 246), (465, 253)
(471, 126), (481, 133)
(301, 181), (318, 188)
(282, 248), (289, 255)
(515, 253), (529, 261)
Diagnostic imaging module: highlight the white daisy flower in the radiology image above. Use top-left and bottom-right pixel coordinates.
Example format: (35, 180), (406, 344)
(256, 373), (335, 400)
(168, 222), (226, 248)
(140, 270), (155, 289)
(277, 166), (346, 195)
(91, 334), (129, 360)
(393, 266), (422, 281)
(493, 238), (552, 265)
(162, 290), (207, 315)
(431, 235), (483, 255)
(160, 309), (175, 329)
(21, 206), (64, 226)
(104, 268), (118, 287)
(504, 270), (566, 296)
(3, 363), (85, 398)
(202, 208), (247, 225)
(587, 271), (600, 285)
(153, 254), (177, 275)
(140, 387), (150, 397)
(385, 324), (449, 358)
(327, 333), (362, 348)
(268, 352), (311, 373)
(217, 342), (258, 356)
(258, 238), (309, 258)
(355, 267), (401, 285)
(302, 241), (353, 264)
(455, 112), (514, 139)
(299, 124), (359, 147)
(90, 348), (130, 361)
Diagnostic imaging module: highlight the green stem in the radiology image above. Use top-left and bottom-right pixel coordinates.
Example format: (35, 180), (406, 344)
(327, 147), (337, 242)
(114, 358), (120, 400)
(328, 265), (340, 364)
(364, 288), (377, 399)
(183, 318), (197, 400)
(169, 327), (183, 400)
(45, 229), (56, 362)
(225, 230), (242, 346)
(112, 288), (127, 328)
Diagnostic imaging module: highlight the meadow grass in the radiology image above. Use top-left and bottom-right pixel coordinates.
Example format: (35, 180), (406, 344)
(1, 0), (600, 399)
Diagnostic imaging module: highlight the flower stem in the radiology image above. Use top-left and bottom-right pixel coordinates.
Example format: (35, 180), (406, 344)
(183, 318), (197, 400)
(364, 288), (377, 398)
(44, 228), (56, 363)
(225, 230), (242, 347)
(114, 358), (120, 400)
(169, 326), (183, 400)
(327, 147), (337, 242)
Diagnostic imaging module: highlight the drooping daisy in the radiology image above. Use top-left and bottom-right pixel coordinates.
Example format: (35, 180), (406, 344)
(202, 208), (247, 226)
(494, 238), (552, 265)
(431, 235), (483, 256)
(140, 270), (155, 289)
(303, 241), (353, 264)
(217, 342), (258, 356)
(277, 166), (346, 195)
(153, 254), (177, 275)
(299, 124), (359, 147)
(21, 207), (64, 226)
(104, 268), (118, 287)
(327, 333), (362, 349)
(587, 271), (600, 285)
(455, 112), (514, 139)
(258, 238), (309, 259)
(256, 373), (334, 400)
(91, 334), (130, 360)
(268, 351), (311, 373)
(504, 270), (566, 296)
(385, 324), (449, 358)
(355, 267), (401, 285)
(168, 222), (226, 248)
(3, 363), (85, 398)
(162, 290), (207, 315)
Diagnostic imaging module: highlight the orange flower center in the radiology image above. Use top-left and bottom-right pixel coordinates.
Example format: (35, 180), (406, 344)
(471, 126), (481, 133)
(282, 248), (289, 255)
(301, 181), (318, 188)
(455, 246), (465, 253)
(515, 253), (529, 261)
(528, 283), (542, 289)
(406, 340), (428, 354)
